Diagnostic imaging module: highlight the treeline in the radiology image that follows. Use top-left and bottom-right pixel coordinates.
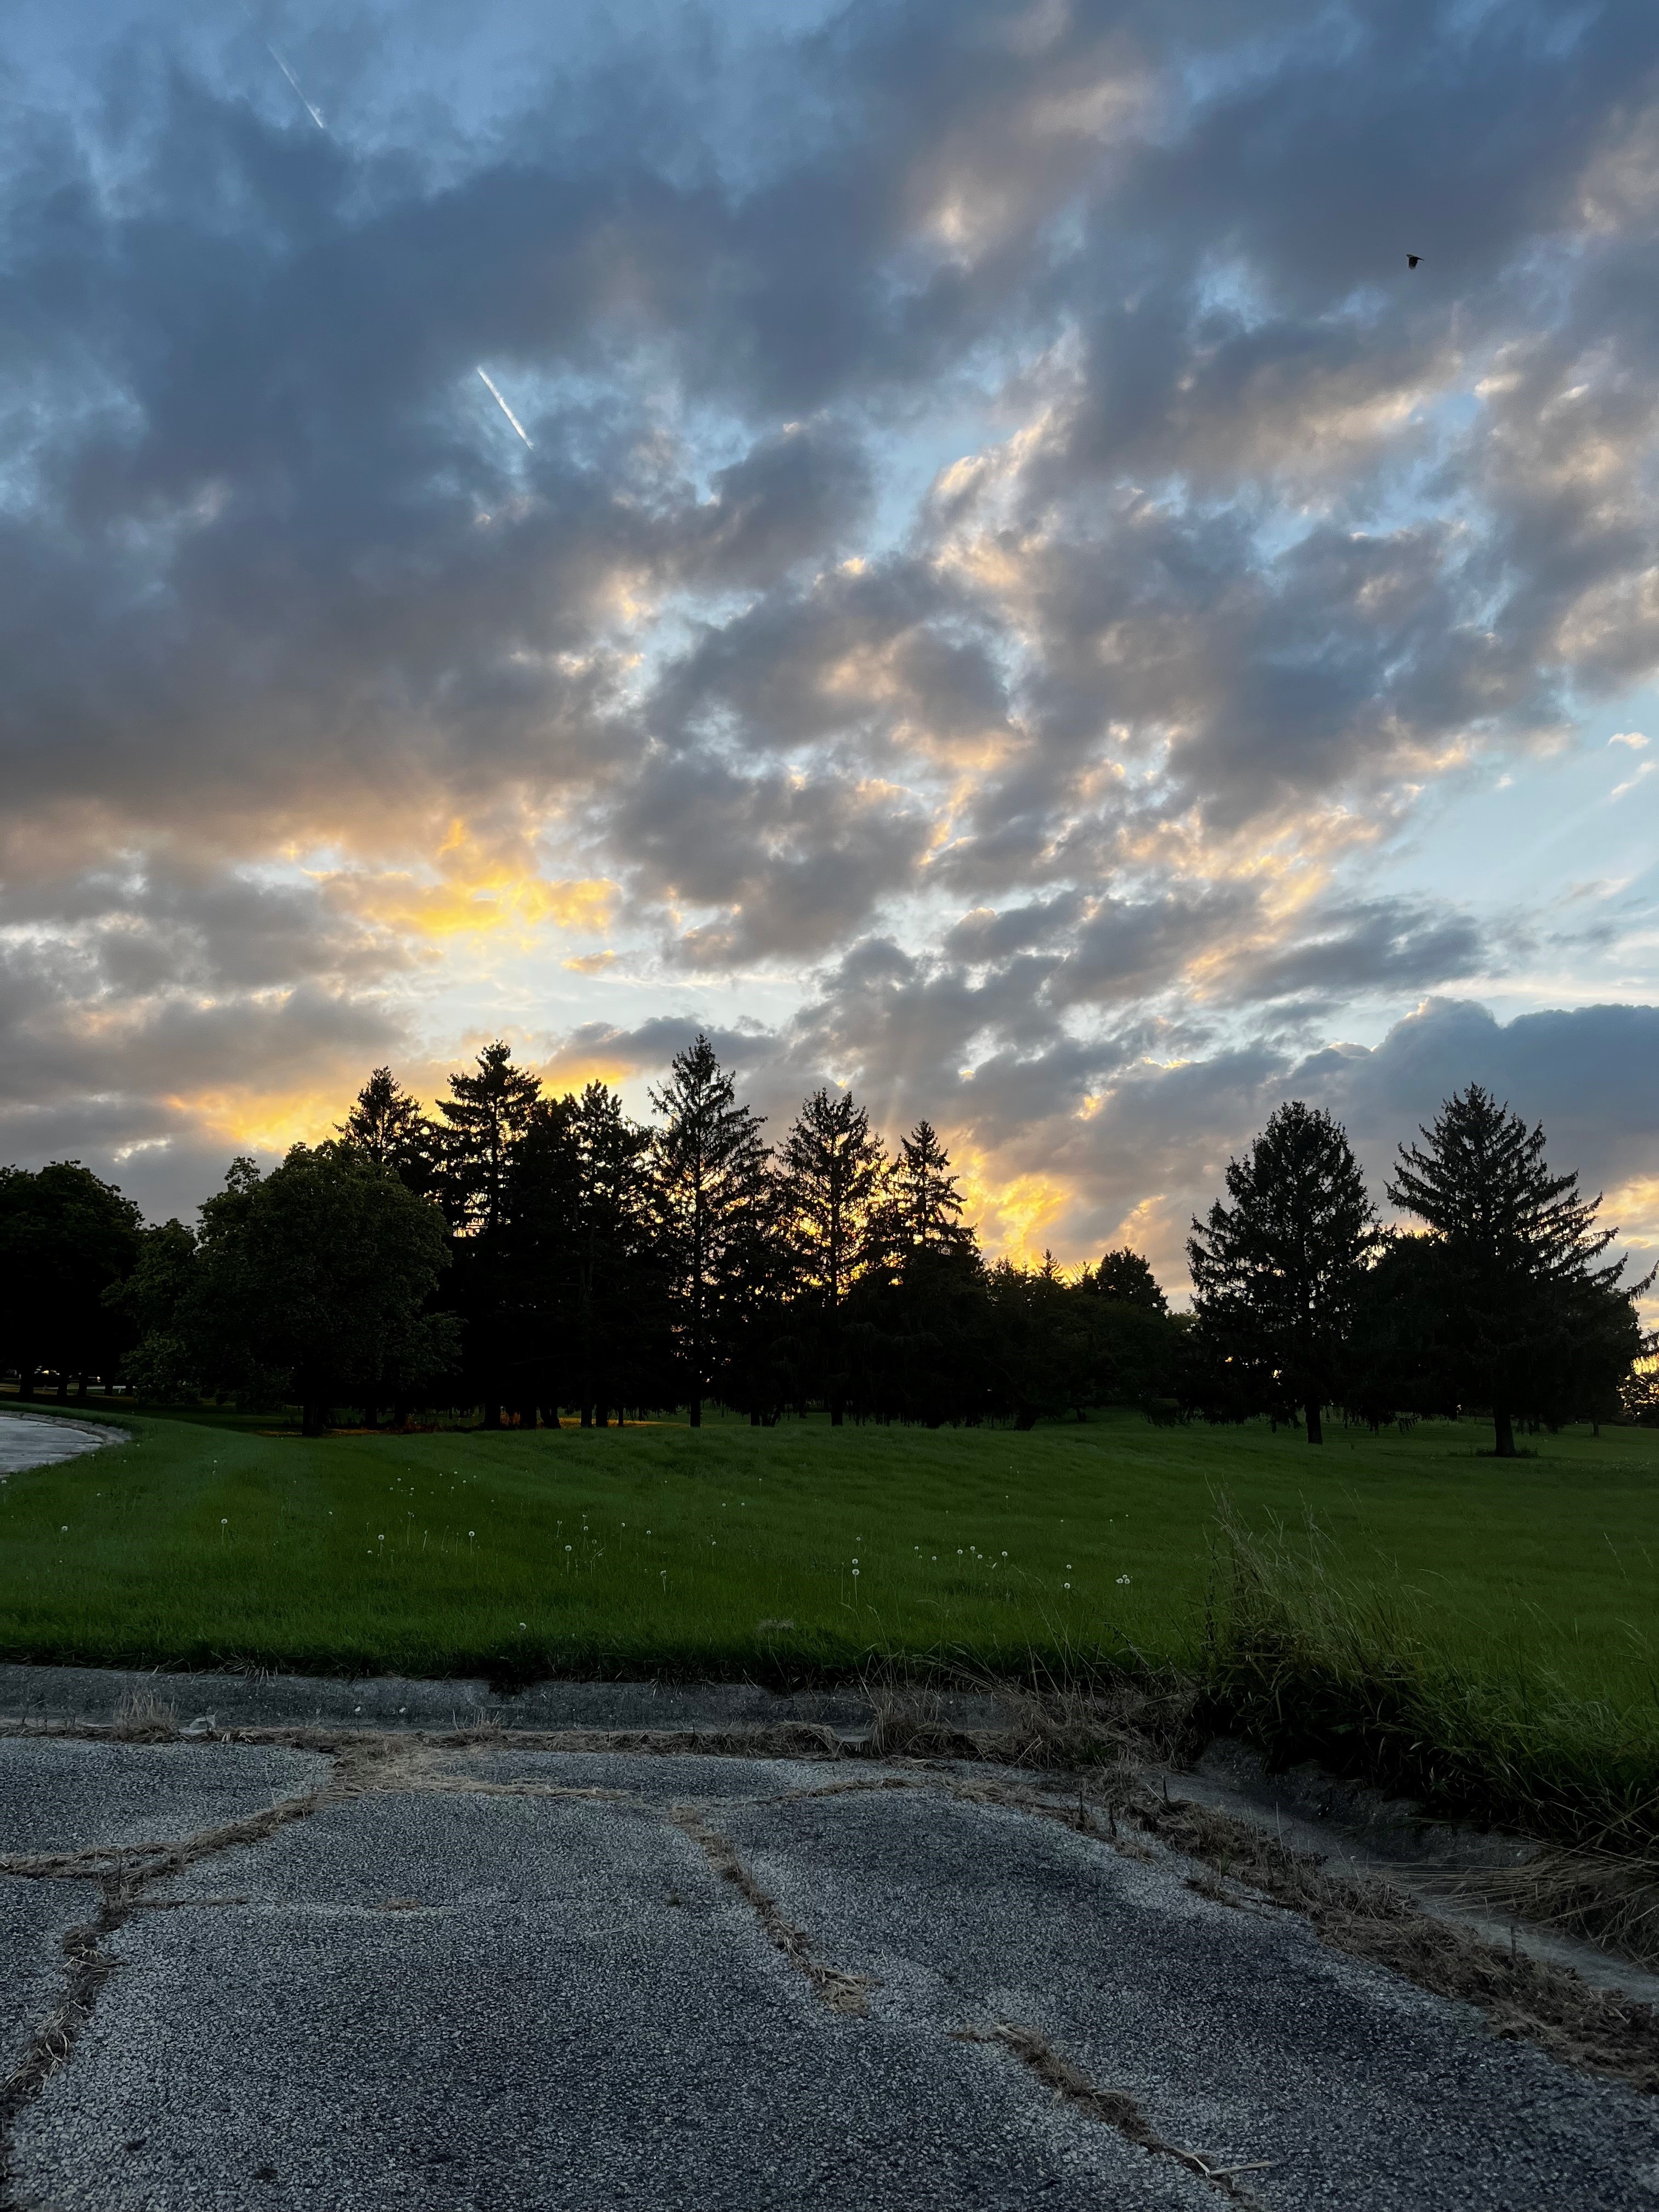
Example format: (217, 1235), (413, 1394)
(0, 1040), (1649, 1447)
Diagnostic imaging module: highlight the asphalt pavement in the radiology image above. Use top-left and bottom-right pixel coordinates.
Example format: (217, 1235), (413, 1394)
(2, 1731), (1656, 2211)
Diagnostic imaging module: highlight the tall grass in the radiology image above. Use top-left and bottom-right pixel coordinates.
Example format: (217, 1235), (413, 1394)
(1201, 1502), (1659, 1858)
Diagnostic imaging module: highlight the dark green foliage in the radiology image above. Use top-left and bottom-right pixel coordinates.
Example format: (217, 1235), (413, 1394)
(1385, 1085), (1645, 1455)
(0, 1161), (143, 1397)
(876, 1120), (974, 1263)
(495, 1084), (673, 1426)
(1086, 1247), (1169, 1314)
(340, 1066), (439, 1198)
(651, 1034), (771, 1428)
(7, 1052), (1648, 1446)
(437, 1040), (540, 1235)
(1188, 1101), (1378, 1444)
(124, 1146), (457, 1434)
(780, 1087), (888, 1426)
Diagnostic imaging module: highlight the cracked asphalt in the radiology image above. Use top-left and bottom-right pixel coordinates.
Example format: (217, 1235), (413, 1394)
(3, 1735), (1657, 2211)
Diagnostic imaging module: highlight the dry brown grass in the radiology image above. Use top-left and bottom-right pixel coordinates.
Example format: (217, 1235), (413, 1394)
(109, 1688), (178, 1742)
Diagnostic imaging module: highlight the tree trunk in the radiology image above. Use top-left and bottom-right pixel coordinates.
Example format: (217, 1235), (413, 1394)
(1493, 1403), (1516, 1458)
(689, 1393), (702, 1429)
(580, 1405), (592, 1428)
(302, 1399), (325, 1437)
(19, 1368), (34, 1401)
(55, 1373), (70, 1403)
(482, 1401), (501, 1430)
(750, 1407), (760, 1428)
(830, 1395), (843, 1429)
(1306, 1401), (1323, 1445)
(76, 1374), (88, 1402)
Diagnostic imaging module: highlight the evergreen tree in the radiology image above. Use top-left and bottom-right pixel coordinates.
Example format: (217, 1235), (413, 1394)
(569, 1082), (670, 1426)
(1188, 1101), (1378, 1444)
(651, 1035), (770, 1429)
(780, 1087), (888, 1425)
(1088, 1247), (1168, 1314)
(881, 1120), (974, 1260)
(437, 1041), (541, 1235)
(340, 1068), (438, 1198)
(433, 1041), (541, 1424)
(1386, 1085), (1643, 1456)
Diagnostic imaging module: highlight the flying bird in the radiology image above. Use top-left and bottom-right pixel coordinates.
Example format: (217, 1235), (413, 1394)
(476, 367), (534, 449)
(1407, 253), (1421, 269)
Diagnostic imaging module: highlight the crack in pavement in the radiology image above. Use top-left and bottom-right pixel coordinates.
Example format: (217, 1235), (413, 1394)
(958, 2021), (1273, 2207)
(669, 1804), (880, 2018)
(3, 1717), (1656, 2190)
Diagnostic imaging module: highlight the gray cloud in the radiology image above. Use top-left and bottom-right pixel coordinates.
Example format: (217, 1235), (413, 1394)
(0, 0), (1655, 1246)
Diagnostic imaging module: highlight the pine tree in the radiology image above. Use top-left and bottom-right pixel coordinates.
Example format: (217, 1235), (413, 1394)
(780, 1087), (888, 1426)
(571, 1082), (666, 1426)
(433, 1041), (541, 1426)
(882, 1120), (974, 1261)
(651, 1035), (770, 1429)
(1088, 1248), (1168, 1314)
(437, 1040), (541, 1235)
(1188, 1101), (1378, 1444)
(340, 1068), (437, 1198)
(1386, 1084), (1640, 1455)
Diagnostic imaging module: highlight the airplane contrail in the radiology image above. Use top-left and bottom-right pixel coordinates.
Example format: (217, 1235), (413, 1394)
(476, 366), (534, 448)
(267, 43), (326, 131)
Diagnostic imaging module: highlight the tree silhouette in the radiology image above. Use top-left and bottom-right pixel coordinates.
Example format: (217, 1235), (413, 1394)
(0, 1162), (143, 1399)
(1386, 1084), (1643, 1456)
(1088, 1248), (1169, 1314)
(151, 1146), (456, 1434)
(437, 1041), (540, 1235)
(340, 1067), (437, 1197)
(651, 1035), (770, 1429)
(880, 1120), (973, 1260)
(1188, 1101), (1377, 1444)
(781, 1087), (888, 1426)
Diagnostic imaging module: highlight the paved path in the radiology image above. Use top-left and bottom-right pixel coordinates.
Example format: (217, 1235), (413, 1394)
(3, 1731), (1656, 2210)
(0, 1413), (124, 1479)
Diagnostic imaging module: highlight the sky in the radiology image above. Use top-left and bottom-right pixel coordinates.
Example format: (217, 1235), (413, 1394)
(2, 0), (1658, 1297)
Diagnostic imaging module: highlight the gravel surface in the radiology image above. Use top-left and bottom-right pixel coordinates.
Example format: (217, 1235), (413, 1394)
(0, 1739), (330, 1855)
(2, 1737), (1655, 2210)
(0, 1876), (93, 2079)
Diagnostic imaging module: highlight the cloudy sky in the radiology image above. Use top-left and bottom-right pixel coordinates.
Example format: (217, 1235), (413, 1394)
(4, 0), (1658, 1293)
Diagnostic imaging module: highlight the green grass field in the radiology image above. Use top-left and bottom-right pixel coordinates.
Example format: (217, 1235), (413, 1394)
(1, 1406), (1654, 1701)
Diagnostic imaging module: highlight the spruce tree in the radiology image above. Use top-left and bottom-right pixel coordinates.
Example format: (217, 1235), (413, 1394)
(1386, 1084), (1640, 1455)
(1089, 1248), (1168, 1313)
(651, 1035), (770, 1428)
(881, 1120), (974, 1261)
(435, 1041), (540, 1425)
(1188, 1100), (1377, 1444)
(780, 1088), (888, 1426)
(437, 1040), (541, 1235)
(340, 1068), (437, 1198)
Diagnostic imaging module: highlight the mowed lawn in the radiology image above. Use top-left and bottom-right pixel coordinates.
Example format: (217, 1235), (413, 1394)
(0, 1406), (1655, 1697)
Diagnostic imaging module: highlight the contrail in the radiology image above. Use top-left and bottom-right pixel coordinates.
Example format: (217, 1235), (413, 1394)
(476, 366), (534, 448)
(267, 43), (326, 131)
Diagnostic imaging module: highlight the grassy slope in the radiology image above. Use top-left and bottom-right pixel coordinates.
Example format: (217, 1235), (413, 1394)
(0, 1407), (1654, 1696)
